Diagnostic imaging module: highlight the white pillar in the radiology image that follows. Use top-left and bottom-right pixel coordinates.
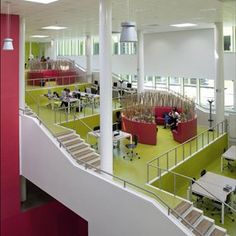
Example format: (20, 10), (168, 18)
(99, 0), (113, 174)
(29, 41), (32, 59)
(86, 35), (93, 83)
(137, 30), (144, 93)
(19, 17), (27, 202)
(19, 17), (25, 110)
(214, 22), (225, 124)
(51, 39), (57, 60)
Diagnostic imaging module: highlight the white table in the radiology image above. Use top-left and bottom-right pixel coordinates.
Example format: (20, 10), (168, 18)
(221, 145), (236, 172)
(87, 130), (132, 152)
(190, 172), (236, 224)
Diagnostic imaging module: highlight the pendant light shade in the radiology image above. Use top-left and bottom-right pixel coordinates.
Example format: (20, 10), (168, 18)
(3, 38), (14, 50)
(120, 21), (137, 42)
(2, 2), (14, 51)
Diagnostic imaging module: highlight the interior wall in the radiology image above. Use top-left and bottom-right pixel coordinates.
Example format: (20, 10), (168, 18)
(21, 116), (191, 236)
(0, 13), (88, 236)
(62, 29), (235, 81)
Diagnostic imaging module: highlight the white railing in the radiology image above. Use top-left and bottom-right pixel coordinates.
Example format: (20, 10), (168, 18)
(147, 120), (227, 184)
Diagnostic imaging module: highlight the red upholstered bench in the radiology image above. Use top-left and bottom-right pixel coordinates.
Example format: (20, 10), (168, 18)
(171, 118), (197, 143)
(122, 115), (157, 145)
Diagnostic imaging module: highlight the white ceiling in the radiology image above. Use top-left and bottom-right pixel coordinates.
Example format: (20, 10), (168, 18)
(1, 0), (236, 41)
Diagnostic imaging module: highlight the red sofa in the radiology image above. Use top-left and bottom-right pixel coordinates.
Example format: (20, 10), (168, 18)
(172, 118), (197, 143)
(154, 106), (182, 125)
(27, 70), (77, 86)
(122, 115), (157, 145)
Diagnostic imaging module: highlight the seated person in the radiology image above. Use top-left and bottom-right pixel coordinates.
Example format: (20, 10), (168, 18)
(169, 107), (180, 130)
(53, 91), (60, 98)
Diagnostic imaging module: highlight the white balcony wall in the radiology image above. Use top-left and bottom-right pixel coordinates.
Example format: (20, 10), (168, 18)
(20, 115), (191, 236)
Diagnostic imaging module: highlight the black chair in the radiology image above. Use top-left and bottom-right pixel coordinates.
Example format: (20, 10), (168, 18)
(200, 169), (206, 177)
(191, 178), (206, 208)
(224, 158), (235, 172)
(123, 135), (140, 161)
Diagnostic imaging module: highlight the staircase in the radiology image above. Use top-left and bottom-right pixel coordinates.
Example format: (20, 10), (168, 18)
(56, 130), (100, 169)
(24, 105), (101, 170)
(172, 201), (227, 236)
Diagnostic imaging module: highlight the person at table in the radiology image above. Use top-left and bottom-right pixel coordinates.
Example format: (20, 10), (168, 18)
(60, 88), (69, 108)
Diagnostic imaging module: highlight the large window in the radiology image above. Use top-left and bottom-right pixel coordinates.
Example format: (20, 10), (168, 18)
(57, 38), (85, 56)
(224, 26), (236, 52)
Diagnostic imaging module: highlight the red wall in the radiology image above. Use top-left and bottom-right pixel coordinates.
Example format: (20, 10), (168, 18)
(0, 14), (88, 236)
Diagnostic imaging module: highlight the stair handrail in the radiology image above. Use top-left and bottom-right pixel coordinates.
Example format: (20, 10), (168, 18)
(19, 107), (204, 236)
(25, 91), (41, 115)
(151, 165), (236, 215)
(147, 120), (227, 183)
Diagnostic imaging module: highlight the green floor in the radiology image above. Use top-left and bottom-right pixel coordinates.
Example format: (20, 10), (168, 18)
(26, 86), (236, 235)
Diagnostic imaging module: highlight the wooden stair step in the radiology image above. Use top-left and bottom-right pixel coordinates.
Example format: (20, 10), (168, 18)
(172, 201), (192, 217)
(88, 159), (100, 169)
(193, 219), (213, 236)
(63, 139), (83, 147)
(79, 154), (99, 163)
(58, 134), (78, 142)
(182, 210), (202, 228)
(55, 130), (74, 138)
(209, 228), (226, 236)
(74, 149), (94, 158)
(68, 143), (89, 152)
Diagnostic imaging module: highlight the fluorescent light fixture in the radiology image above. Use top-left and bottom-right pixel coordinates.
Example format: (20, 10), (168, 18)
(170, 23), (197, 28)
(42, 25), (67, 30)
(31, 35), (49, 38)
(24, 0), (59, 4)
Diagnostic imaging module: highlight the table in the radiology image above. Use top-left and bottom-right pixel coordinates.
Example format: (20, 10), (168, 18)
(87, 130), (132, 152)
(221, 145), (236, 172)
(190, 172), (236, 224)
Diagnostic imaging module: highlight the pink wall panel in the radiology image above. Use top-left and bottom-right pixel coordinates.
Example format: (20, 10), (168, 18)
(0, 14), (88, 236)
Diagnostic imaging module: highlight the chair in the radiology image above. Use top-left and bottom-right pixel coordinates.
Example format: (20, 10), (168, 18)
(224, 158), (235, 172)
(200, 169), (206, 177)
(210, 194), (235, 222)
(123, 135), (140, 161)
(191, 178), (207, 209)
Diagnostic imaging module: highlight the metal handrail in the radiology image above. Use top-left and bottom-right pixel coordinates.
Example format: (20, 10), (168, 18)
(147, 120), (226, 167)
(151, 164), (236, 214)
(25, 91), (41, 115)
(19, 107), (204, 236)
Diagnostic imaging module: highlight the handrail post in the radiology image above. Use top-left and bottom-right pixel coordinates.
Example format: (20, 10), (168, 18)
(175, 148), (177, 165)
(183, 144), (185, 160)
(166, 153), (169, 170)
(54, 109), (56, 123)
(157, 158), (160, 177)
(207, 131), (209, 144)
(174, 174), (176, 196)
(123, 181), (126, 188)
(202, 133), (204, 148)
(147, 164), (150, 183)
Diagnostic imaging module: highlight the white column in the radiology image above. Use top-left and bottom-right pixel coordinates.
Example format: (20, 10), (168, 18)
(29, 41), (32, 59)
(51, 39), (57, 60)
(19, 17), (27, 202)
(214, 22), (225, 124)
(99, 0), (113, 174)
(137, 30), (144, 93)
(19, 17), (25, 110)
(86, 35), (92, 83)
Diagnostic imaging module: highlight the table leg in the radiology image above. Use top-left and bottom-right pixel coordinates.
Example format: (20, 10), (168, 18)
(221, 203), (224, 224)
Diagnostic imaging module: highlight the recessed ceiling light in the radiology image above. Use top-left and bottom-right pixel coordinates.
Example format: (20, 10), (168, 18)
(170, 23), (197, 28)
(31, 35), (49, 38)
(42, 25), (67, 30)
(24, 0), (59, 4)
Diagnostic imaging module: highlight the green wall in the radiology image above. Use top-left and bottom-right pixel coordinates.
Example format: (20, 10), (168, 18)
(25, 42), (46, 63)
(152, 134), (228, 194)
(61, 110), (121, 140)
